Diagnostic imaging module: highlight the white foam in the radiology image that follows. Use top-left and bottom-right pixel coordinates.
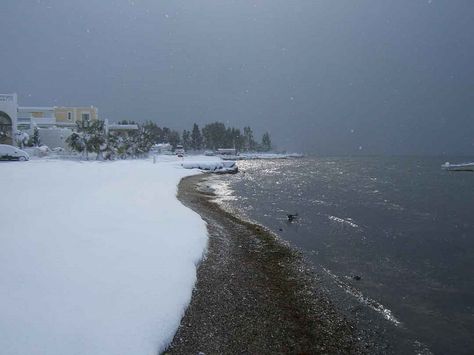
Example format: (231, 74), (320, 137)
(328, 215), (360, 228)
(323, 268), (401, 326)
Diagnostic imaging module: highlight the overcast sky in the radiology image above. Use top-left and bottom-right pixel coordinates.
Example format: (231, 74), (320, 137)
(1, 0), (473, 154)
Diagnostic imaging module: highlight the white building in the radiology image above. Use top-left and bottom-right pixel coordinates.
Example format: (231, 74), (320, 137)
(17, 107), (56, 130)
(1, 93), (138, 149)
(14, 102), (99, 149)
(105, 120), (139, 136)
(0, 94), (18, 145)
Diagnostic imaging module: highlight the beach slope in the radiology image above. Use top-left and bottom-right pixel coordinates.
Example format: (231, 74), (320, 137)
(166, 174), (367, 354)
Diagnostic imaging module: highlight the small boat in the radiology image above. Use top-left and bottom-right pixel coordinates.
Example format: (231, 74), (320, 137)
(441, 162), (474, 172)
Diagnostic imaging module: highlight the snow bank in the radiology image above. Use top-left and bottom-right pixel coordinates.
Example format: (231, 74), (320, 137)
(0, 159), (208, 354)
(182, 160), (238, 173)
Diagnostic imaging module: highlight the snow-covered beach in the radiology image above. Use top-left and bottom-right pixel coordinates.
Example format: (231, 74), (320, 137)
(1, 154), (375, 354)
(0, 157), (215, 354)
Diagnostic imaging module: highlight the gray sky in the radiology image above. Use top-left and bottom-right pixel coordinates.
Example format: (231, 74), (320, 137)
(1, 0), (473, 154)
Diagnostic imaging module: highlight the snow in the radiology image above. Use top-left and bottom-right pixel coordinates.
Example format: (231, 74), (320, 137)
(0, 157), (209, 354)
(182, 160), (237, 173)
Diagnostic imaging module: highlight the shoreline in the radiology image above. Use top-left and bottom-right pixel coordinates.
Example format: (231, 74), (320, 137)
(165, 173), (385, 354)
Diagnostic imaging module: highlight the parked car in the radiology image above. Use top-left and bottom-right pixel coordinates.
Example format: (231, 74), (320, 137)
(175, 144), (185, 157)
(0, 144), (30, 161)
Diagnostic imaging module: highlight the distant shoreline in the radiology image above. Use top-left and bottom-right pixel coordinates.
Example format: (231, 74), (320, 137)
(165, 173), (384, 354)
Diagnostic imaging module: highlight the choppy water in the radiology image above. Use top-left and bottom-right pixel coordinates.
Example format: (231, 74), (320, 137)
(208, 156), (474, 354)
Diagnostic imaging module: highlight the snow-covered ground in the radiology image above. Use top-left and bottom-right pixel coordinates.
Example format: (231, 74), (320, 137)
(0, 156), (219, 354)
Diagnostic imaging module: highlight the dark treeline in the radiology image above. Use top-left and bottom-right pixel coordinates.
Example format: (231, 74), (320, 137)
(139, 121), (272, 152)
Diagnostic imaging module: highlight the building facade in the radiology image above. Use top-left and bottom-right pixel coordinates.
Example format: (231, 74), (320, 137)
(0, 94), (18, 145)
(18, 106), (99, 130)
(16, 105), (99, 148)
(0, 94), (118, 150)
(55, 106), (98, 124)
(17, 107), (56, 130)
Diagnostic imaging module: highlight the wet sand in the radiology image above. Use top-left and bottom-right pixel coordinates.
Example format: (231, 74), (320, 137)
(164, 174), (384, 354)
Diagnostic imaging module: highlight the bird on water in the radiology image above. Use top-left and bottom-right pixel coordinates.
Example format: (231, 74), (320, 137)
(287, 213), (298, 222)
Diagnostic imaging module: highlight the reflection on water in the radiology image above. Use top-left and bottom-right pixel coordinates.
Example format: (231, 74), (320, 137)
(208, 156), (474, 354)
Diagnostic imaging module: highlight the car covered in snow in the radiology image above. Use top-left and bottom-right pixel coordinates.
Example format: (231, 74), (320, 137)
(0, 144), (30, 161)
(175, 145), (185, 157)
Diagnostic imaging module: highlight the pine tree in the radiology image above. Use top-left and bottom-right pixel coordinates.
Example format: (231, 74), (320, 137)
(182, 130), (191, 150)
(261, 132), (272, 152)
(168, 130), (181, 149)
(142, 121), (163, 144)
(191, 123), (203, 150)
(243, 126), (257, 151)
(162, 127), (171, 143)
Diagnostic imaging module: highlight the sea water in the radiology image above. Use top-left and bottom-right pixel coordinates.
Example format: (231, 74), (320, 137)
(210, 156), (474, 354)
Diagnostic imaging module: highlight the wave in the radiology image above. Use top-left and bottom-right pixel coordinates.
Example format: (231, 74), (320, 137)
(328, 215), (360, 228)
(323, 268), (401, 327)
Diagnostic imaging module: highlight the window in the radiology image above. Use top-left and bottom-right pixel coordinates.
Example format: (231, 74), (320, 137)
(81, 113), (90, 121)
(67, 112), (72, 120)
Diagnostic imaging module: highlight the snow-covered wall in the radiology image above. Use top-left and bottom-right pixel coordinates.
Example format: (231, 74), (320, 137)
(38, 127), (73, 149)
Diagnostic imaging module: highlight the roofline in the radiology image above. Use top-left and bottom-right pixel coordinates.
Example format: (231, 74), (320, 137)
(19, 106), (55, 111)
(54, 106), (98, 109)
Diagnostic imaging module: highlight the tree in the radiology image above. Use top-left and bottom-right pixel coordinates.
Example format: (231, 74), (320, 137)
(66, 120), (107, 160)
(142, 121), (163, 144)
(135, 125), (155, 155)
(243, 126), (257, 151)
(261, 132), (272, 152)
(168, 130), (181, 148)
(162, 127), (171, 143)
(32, 127), (41, 147)
(15, 131), (29, 149)
(87, 120), (107, 160)
(191, 123), (203, 150)
(182, 130), (191, 150)
(202, 122), (228, 150)
(66, 132), (86, 155)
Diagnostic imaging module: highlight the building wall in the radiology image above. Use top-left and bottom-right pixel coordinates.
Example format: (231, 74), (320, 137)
(18, 107), (58, 132)
(38, 127), (73, 149)
(0, 94), (18, 145)
(55, 107), (98, 123)
(55, 108), (74, 122)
